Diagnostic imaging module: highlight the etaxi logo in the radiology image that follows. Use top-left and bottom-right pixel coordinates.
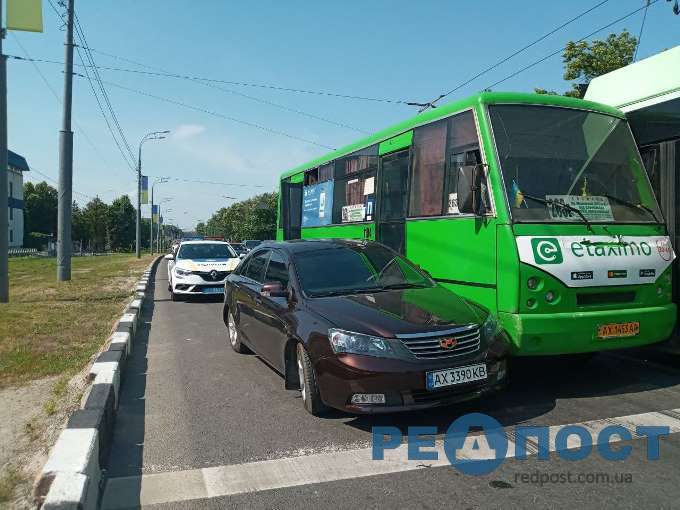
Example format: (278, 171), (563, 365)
(531, 238), (563, 265)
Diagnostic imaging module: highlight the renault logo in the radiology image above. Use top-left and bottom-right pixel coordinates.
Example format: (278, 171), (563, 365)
(439, 337), (458, 350)
(210, 270), (218, 280)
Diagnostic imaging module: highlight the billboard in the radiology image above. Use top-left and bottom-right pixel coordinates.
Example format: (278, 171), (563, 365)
(302, 181), (333, 227)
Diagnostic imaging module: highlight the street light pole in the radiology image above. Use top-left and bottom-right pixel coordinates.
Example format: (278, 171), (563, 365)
(136, 130), (169, 258)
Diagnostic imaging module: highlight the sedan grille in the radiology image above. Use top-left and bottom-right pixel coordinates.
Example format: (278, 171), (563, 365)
(193, 270), (229, 282)
(397, 325), (481, 360)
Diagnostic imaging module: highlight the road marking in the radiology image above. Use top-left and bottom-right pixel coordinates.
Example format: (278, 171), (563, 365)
(101, 408), (680, 509)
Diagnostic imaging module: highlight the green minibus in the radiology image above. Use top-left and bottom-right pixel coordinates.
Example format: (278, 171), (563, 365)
(277, 92), (676, 356)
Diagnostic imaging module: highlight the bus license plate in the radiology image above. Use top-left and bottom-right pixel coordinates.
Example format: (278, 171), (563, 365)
(597, 321), (640, 339)
(426, 363), (487, 390)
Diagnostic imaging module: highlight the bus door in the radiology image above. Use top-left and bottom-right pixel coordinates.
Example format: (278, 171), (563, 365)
(281, 180), (302, 240)
(376, 149), (410, 254)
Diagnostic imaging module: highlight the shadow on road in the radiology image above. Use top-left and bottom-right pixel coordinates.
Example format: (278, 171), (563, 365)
(102, 268), (156, 506)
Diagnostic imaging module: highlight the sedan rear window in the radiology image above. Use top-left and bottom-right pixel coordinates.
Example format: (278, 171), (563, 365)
(293, 243), (433, 297)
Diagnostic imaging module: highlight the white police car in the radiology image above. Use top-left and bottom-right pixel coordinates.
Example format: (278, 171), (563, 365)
(165, 240), (240, 301)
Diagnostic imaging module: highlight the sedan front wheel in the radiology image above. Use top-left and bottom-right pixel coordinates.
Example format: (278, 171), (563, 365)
(296, 343), (327, 416)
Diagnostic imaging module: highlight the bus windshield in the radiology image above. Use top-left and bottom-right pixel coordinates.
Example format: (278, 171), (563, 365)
(489, 104), (662, 224)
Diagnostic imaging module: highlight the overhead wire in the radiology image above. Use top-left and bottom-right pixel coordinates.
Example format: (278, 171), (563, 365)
(485, 0), (661, 90)
(421, 0), (612, 111)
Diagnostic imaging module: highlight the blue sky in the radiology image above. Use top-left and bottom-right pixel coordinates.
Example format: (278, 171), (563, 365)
(7, 0), (679, 230)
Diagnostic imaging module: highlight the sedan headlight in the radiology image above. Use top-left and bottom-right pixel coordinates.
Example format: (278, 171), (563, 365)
(328, 329), (400, 358)
(174, 267), (192, 278)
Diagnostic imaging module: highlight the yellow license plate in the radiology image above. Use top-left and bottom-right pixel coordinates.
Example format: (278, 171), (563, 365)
(597, 322), (640, 339)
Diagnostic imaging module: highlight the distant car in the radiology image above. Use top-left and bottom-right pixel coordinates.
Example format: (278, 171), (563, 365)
(229, 243), (248, 257)
(223, 239), (509, 416)
(242, 240), (262, 252)
(165, 240), (240, 301)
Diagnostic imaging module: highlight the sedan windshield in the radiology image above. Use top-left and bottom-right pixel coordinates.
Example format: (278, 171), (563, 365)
(489, 105), (662, 224)
(177, 243), (235, 260)
(293, 243), (434, 297)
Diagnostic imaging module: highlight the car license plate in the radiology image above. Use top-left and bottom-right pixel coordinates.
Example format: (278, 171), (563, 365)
(597, 321), (640, 339)
(426, 363), (487, 390)
(203, 287), (224, 294)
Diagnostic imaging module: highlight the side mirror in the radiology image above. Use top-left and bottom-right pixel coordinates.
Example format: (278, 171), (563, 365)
(239, 253), (246, 259)
(456, 164), (487, 215)
(261, 281), (288, 298)
(164, 253), (174, 260)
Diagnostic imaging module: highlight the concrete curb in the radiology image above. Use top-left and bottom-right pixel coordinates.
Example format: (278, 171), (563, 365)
(35, 256), (163, 509)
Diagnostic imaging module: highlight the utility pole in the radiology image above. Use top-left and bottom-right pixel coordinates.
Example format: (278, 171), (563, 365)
(57, 0), (75, 281)
(0, 0), (8, 302)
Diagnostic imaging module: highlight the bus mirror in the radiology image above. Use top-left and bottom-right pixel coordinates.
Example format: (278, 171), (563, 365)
(457, 165), (486, 216)
(456, 165), (475, 214)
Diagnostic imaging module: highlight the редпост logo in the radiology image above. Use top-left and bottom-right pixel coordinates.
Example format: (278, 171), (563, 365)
(532, 237), (563, 265)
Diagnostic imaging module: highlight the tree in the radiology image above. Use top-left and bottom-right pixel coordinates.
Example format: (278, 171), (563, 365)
(196, 221), (206, 237)
(82, 197), (109, 251)
(107, 195), (136, 251)
(201, 192), (279, 242)
(23, 181), (58, 247)
(536, 30), (638, 98)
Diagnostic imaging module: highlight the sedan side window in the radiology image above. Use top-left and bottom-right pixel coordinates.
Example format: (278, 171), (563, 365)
(265, 250), (290, 288)
(244, 250), (270, 283)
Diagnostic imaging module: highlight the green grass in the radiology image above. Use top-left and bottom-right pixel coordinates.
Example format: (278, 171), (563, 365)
(0, 466), (24, 504)
(0, 254), (153, 388)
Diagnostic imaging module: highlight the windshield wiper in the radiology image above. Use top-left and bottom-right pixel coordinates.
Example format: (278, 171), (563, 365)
(379, 283), (430, 290)
(521, 192), (594, 233)
(311, 287), (380, 297)
(603, 193), (661, 223)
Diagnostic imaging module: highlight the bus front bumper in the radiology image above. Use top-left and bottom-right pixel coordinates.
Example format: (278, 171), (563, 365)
(500, 303), (677, 356)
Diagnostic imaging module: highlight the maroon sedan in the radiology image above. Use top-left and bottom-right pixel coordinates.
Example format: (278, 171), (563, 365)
(223, 239), (508, 415)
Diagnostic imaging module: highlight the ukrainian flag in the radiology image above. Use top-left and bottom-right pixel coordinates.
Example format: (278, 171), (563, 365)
(511, 180), (524, 208)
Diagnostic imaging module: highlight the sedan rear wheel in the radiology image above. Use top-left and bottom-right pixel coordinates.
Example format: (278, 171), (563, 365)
(296, 343), (327, 416)
(228, 310), (248, 353)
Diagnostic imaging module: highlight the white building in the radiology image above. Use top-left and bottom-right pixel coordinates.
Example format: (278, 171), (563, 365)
(7, 150), (29, 248)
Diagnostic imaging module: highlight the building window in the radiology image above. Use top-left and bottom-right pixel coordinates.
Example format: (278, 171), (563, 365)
(9, 229), (13, 243)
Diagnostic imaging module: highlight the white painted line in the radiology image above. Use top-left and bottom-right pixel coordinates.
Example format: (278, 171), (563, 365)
(101, 408), (680, 509)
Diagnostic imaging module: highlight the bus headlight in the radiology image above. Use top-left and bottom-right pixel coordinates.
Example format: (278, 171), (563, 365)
(545, 290), (556, 303)
(527, 277), (539, 290)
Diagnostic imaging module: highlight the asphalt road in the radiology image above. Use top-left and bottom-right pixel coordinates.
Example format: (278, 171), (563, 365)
(102, 260), (680, 509)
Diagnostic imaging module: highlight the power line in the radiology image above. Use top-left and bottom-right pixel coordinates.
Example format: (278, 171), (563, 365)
(74, 76), (337, 150)
(8, 32), (124, 179)
(149, 176), (270, 188)
(26, 165), (94, 200)
(485, 0), (660, 91)
(634, 0), (651, 61)
(72, 11), (137, 167)
(84, 47), (370, 134)
(46, 0), (137, 171)
(8, 51), (416, 106)
(422, 0), (612, 111)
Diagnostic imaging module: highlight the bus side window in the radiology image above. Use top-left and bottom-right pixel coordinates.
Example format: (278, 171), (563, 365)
(446, 111), (488, 215)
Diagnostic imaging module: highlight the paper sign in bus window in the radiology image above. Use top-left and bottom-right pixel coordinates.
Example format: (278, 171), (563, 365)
(448, 193), (460, 214)
(546, 195), (614, 222)
(342, 204), (366, 223)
